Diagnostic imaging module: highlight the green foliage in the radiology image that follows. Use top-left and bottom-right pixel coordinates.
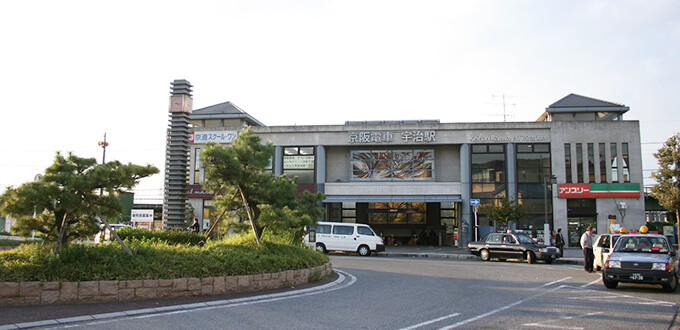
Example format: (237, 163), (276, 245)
(651, 133), (680, 218)
(201, 128), (325, 242)
(0, 239), (25, 247)
(0, 152), (158, 245)
(483, 198), (526, 230)
(116, 227), (206, 246)
(0, 235), (328, 282)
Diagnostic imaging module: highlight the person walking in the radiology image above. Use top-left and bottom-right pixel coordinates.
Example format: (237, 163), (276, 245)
(580, 226), (595, 272)
(555, 228), (565, 257)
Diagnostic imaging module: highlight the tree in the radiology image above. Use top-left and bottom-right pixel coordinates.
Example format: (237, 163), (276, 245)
(200, 128), (325, 245)
(483, 198), (526, 231)
(651, 133), (680, 244)
(0, 152), (158, 253)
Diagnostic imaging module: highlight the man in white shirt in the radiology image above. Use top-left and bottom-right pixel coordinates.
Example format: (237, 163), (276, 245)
(580, 226), (595, 273)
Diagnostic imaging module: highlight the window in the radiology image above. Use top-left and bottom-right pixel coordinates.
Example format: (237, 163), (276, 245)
(368, 202), (426, 224)
(611, 143), (618, 182)
(284, 146), (315, 184)
(564, 144), (572, 183)
(622, 143), (630, 182)
(486, 234), (501, 243)
(576, 143), (583, 183)
(516, 143), (552, 228)
(352, 149), (434, 181)
(471, 144), (507, 227)
(333, 225), (354, 235)
(587, 143), (595, 183)
(440, 202), (457, 228)
(599, 143), (606, 183)
(315, 225), (331, 234)
(357, 227), (374, 236)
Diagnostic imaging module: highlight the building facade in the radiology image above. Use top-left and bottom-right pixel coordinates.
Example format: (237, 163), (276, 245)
(184, 94), (644, 248)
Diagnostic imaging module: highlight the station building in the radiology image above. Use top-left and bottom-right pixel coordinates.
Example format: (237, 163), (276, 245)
(185, 94), (644, 248)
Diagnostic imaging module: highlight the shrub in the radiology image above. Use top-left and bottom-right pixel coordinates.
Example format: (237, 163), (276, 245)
(0, 234), (328, 282)
(116, 227), (206, 246)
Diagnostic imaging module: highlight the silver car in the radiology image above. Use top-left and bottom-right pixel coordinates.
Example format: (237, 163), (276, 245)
(602, 234), (678, 292)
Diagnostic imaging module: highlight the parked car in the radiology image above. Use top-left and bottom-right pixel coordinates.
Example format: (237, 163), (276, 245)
(594, 233), (622, 271)
(467, 232), (560, 264)
(602, 234), (678, 292)
(303, 222), (385, 256)
(94, 224), (132, 243)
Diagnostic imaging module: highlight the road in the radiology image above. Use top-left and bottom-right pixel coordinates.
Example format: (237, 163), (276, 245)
(17, 255), (680, 329)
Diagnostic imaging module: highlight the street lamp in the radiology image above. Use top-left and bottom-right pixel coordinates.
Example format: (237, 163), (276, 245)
(544, 174), (557, 244)
(98, 133), (109, 164)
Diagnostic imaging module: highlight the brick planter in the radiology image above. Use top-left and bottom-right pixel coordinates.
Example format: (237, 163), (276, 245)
(0, 263), (332, 306)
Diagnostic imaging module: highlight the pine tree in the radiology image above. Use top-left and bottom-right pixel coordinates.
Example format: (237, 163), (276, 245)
(200, 128), (325, 244)
(0, 152), (158, 254)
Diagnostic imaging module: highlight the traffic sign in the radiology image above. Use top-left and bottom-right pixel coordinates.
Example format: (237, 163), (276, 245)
(470, 199), (480, 206)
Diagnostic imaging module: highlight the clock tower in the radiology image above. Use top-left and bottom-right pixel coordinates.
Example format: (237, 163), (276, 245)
(163, 79), (193, 227)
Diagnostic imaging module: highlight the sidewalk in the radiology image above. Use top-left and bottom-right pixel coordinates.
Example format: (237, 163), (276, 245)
(376, 245), (584, 265)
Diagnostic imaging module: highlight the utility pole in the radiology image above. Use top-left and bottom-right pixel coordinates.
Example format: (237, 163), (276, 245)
(98, 133), (109, 196)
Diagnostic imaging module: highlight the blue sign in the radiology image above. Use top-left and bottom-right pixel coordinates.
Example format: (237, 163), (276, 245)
(470, 199), (480, 206)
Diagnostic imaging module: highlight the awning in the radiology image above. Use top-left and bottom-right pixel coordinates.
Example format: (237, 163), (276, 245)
(323, 195), (462, 203)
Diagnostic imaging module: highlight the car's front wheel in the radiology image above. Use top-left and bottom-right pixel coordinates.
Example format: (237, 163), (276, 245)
(545, 258), (553, 264)
(315, 243), (327, 254)
(663, 273), (678, 293)
(603, 277), (618, 289)
(480, 249), (490, 261)
(357, 245), (371, 256)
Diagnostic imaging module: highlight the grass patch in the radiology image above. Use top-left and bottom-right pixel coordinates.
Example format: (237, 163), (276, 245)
(0, 234), (328, 282)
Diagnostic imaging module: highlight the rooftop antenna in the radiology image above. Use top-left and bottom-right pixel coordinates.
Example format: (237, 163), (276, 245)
(489, 94), (520, 122)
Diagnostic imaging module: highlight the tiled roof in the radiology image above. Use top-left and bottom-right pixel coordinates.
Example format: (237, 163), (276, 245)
(191, 101), (265, 126)
(192, 101), (247, 115)
(549, 93), (625, 108)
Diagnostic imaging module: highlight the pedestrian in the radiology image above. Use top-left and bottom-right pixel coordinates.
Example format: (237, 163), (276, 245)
(419, 228), (428, 246)
(530, 225), (537, 239)
(580, 226), (595, 272)
(429, 229), (438, 246)
(188, 218), (200, 233)
(555, 228), (565, 257)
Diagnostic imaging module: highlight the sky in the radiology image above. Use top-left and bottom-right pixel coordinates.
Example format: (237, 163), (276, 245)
(1, 0), (679, 202)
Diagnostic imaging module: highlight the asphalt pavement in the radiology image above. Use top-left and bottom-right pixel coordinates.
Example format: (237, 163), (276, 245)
(6, 246), (680, 330)
(376, 245), (585, 265)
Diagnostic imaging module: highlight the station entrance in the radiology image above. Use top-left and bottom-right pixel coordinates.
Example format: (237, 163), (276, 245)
(325, 201), (460, 246)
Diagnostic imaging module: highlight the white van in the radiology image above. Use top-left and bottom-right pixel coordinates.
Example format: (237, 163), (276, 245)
(304, 222), (385, 256)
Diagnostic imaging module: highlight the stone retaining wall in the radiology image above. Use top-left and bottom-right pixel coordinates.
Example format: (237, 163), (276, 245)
(0, 263), (332, 306)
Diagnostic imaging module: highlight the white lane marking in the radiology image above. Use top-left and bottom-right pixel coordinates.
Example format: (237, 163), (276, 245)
(562, 287), (676, 307)
(523, 311), (603, 329)
(580, 278), (601, 288)
(399, 313), (461, 330)
(540, 277), (572, 288)
(49, 270), (357, 329)
(438, 287), (557, 330)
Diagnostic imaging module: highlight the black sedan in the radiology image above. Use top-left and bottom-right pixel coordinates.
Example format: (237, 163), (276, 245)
(468, 232), (560, 264)
(602, 234), (678, 292)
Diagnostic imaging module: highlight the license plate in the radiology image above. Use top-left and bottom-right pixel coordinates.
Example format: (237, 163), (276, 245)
(630, 273), (644, 281)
